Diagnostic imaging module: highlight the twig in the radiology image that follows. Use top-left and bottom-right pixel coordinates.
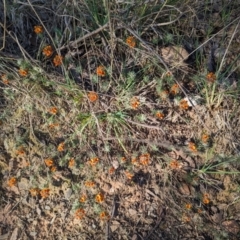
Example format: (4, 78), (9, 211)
(125, 118), (165, 134)
(58, 23), (109, 51)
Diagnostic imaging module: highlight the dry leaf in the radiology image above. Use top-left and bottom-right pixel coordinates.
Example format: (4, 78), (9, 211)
(161, 46), (189, 66)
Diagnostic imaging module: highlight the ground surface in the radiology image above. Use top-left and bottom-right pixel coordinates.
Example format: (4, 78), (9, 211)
(0, 0), (240, 239)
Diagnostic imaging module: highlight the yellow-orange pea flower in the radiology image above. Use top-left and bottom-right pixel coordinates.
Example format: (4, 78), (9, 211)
(87, 91), (98, 102)
(96, 66), (106, 77)
(53, 55), (63, 67)
(42, 45), (53, 57)
(19, 69), (28, 77)
(8, 177), (17, 187)
(40, 188), (50, 199)
(95, 193), (104, 203)
(34, 25), (43, 34)
(126, 36), (136, 48)
(57, 142), (65, 152)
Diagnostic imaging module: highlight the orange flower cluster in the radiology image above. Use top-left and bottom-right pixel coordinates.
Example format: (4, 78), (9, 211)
(44, 158), (57, 172)
(99, 211), (110, 220)
(87, 157), (99, 166)
(85, 181), (95, 188)
(156, 111), (164, 119)
(29, 188), (40, 197)
(34, 25), (43, 34)
(8, 177), (17, 187)
(57, 142), (65, 152)
(40, 188), (50, 199)
(125, 171), (133, 180)
(95, 193), (104, 203)
(87, 91), (98, 102)
(201, 133), (209, 144)
(48, 107), (58, 115)
(19, 69), (28, 77)
(206, 72), (216, 83)
(170, 84), (179, 95)
(68, 158), (75, 168)
(188, 142), (197, 153)
(126, 36), (136, 48)
(16, 146), (26, 156)
(79, 194), (87, 203)
(109, 167), (115, 174)
(202, 193), (210, 204)
(53, 55), (63, 67)
(182, 213), (191, 222)
(169, 159), (182, 170)
(179, 99), (189, 110)
(42, 45), (53, 57)
(75, 208), (85, 220)
(139, 153), (150, 165)
(185, 203), (192, 210)
(1, 74), (9, 84)
(96, 66), (106, 77)
(130, 97), (140, 109)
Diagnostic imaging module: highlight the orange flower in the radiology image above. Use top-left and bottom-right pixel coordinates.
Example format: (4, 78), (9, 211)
(109, 167), (115, 174)
(206, 72), (216, 83)
(156, 111), (164, 119)
(68, 158), (75, 168)
(40, 188), (50, 199)
(16, 146), (25, 156)
(185, 203), (192, 210)
(44, 158), (54, 167)
(88, 157), (99, 167)
(48, 107), (58, 115)
(202, 193), (210, 204)
(34, 25), (43, 34)
(50, 166), (57, 172)
(42, 45), (53, 57)
(8, 177), (17, 187)
(169, 160), (182, 170)
(188, 142), (197, 153)
(201, 133), (209, 143)
(120, 157), (127, 163)
(126, 36), (136, 48)
(79, 195), (87, 203)
(125, 171), (133, 180)
(139, 153), (150, 165)
(182, 213), (191, 222)
(18, 69), (28, 77)
(57, 142), (65, 152)
(29, 188), (40, 197)
(130, 97), (140, 109)
(87, 91), (98, 102)
(96, 66), (106, 77)
(53, 55), (63, 67)
(1, 74), (9, 84)
(170, 84), (179, 95)
(75, 208), (85, 219)
(84, 181), (95, 188)
(179, 99), (189, 110)
(99, 211), (110, 220)
(95, 193), (104, 203)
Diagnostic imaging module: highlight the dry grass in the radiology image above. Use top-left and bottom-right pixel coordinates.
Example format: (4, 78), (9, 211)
(1, 0), (240, 239)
